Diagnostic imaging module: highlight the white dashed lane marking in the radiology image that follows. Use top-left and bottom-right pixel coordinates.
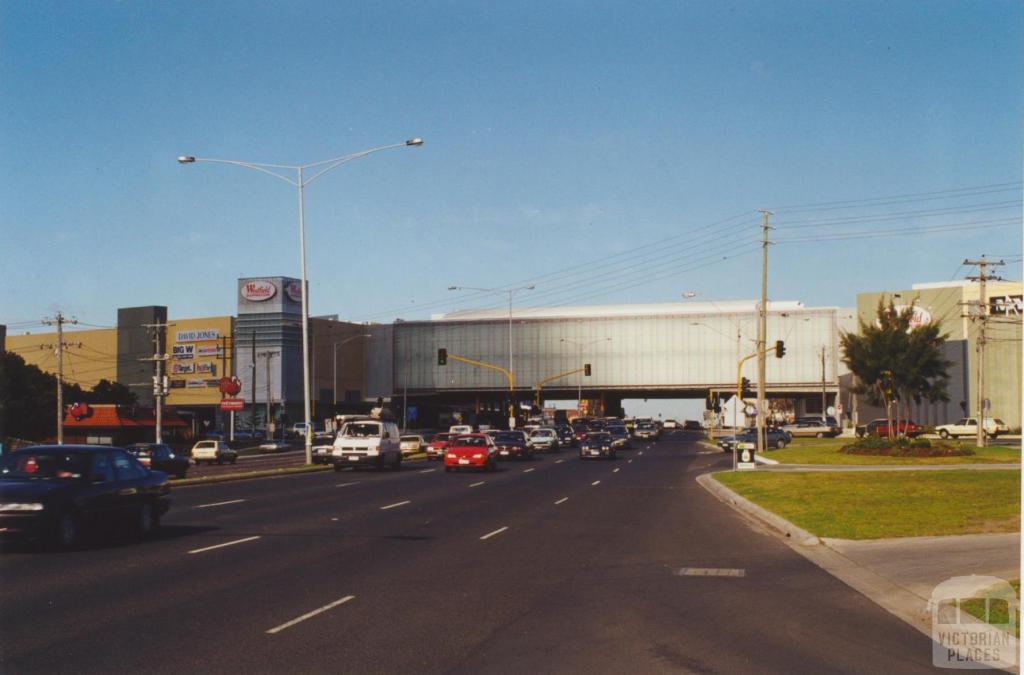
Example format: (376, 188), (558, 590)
(380, 500), (411, 510)
(480, 526), (509, 540)
(613, 468), (620, 473)
(266, 595), (355, 634)
(555, 497), (568, 505)
(469, 481), (486, 488)
(523, 467), (535, 473)
(591, 480), (601, 486)
(188, 536), (261, 555)
(419, 468), (437, 474)
(194, 499), (246, 509)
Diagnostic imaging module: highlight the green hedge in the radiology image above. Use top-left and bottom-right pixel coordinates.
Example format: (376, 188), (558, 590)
(840, 436), (975, 457)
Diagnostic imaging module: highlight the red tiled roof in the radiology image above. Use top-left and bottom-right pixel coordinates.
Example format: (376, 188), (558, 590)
(63, 404), (187, 428)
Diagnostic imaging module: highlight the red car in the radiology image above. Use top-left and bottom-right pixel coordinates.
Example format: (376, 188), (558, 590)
(443, 434), (498, 472)
(426, 433), (453, 461)
(855, 419), (923, 438)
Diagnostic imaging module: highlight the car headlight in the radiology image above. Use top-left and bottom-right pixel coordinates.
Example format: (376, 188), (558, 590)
(0, 503), (44, 511)
(472, 453), (484, 459)
(602, 446), (610, 450)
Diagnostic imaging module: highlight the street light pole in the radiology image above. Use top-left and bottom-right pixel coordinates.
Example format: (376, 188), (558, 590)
(178, 138), (423, 464)
(333, 333), (371, 406)
(559, 337), (610, 413)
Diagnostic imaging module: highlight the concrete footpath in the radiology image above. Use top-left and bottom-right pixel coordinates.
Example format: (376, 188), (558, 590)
(699, 472), (1021, 671)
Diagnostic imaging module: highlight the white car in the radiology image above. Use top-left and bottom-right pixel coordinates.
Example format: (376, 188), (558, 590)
(449, 424), (473, 435)
(935, 418), (1009, 439)
(399, 434), (427, 456)
(190, 440), (238, 465)
(332, 419), (403, 471)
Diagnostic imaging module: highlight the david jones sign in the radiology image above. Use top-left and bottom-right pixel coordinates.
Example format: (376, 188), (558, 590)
(241, 280), (277, 302)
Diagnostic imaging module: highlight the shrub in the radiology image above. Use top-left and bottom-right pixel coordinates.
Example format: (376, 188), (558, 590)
(840, 437), (975, 457)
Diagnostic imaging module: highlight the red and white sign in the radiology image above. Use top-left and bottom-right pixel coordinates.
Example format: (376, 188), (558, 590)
(241, 280), (277, 302)
(285, 280), (303, 303)
(220, 398), (245, 411)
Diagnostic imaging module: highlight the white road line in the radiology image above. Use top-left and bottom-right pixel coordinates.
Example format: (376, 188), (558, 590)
(554, 459), (564, 464)
(380, 500), (411, 510)
(479, 526), (509, 540)
(469, 481), (486, 487)
(523, 467), (535, 473)
(193, 499), (246, 509)
(639, 451), (644, 456)
(613, 468), (620, 473)
(555, 497), (569, 505)
(188, 536), (261, 555)
(335, 482), (359, 487)
(418, 468), (437, 474)
(591, 480), (601, 486)
(266, 595), (355, 634)
(628, 459), (634, 464)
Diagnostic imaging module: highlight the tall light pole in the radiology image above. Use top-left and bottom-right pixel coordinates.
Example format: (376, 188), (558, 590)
(178, 138), (423, 464)
(559, 337), (611, 410)
(333, 333), (372, 405)
(448, 284), (535, 426)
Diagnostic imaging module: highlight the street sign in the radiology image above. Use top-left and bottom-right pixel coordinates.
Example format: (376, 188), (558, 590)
(737, 442), (757, 470)
(220, 398), (245, 411)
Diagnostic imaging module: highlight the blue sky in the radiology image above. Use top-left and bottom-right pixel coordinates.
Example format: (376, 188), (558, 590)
(2, 1), (1021, 331)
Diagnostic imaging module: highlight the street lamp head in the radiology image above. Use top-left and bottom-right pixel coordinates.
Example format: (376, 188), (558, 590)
(406, 138), (424, 146)
(447, 285), (458, 291)
(177, 156), (196, 164)
(681, 291), (697, 299)
(525, 285), (536, 290)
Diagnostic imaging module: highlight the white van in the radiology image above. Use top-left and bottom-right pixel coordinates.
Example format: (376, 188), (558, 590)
(332, 418), (402, 471)
(449, 424), (473, 435)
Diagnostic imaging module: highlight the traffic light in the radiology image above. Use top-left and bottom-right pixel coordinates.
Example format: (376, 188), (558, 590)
(584, 363), (592, 376)
(775, 340), (786, 358)
(437, 348), (447, 365)
(705, 391), (713, 410)
(741, 377), (752, 398)
(713, 397), (721, 414)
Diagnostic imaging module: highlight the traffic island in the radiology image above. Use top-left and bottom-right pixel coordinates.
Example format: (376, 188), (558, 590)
(171, 463), (332, 486)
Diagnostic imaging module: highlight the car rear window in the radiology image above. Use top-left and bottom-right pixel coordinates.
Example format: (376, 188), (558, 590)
(1, 451), (90, 480)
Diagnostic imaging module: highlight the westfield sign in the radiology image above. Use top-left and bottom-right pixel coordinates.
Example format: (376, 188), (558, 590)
(241, 280), (276, 301)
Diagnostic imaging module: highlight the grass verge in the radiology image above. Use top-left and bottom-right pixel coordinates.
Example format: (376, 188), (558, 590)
(766, 438), (1020, 465)
(713, 469), (1021, 539)
(960, 579), (1020, 637)
(172, 464), (331, 486)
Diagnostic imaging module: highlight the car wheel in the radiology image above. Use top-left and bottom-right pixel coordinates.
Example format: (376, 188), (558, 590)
(333, 464), (342, 472)
(815, 432), (824, 438)
(392, 454), (402, 470)
(216, 458), (223, 465)
(230, 457), (237, 464)
(444, 466), (452, 473)
(177, 469), (188, 479)
(939, 430), (950, 439)
(776, 440), (785, 450)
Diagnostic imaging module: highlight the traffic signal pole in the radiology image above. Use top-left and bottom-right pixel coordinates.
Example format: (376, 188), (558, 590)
(533, 366), (588, 408)
(439, 351), (516, 427)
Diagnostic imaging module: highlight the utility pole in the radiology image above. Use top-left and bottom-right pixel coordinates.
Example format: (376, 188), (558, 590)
(756, 209), (772, 454)
(821, 346), (827, 419)
(140, 322), (171, 443)
(258, 350), (280, 438)
(250, 331), (257, 435)
(41, 312), (77, 444)
(964, 256), (1005, 448)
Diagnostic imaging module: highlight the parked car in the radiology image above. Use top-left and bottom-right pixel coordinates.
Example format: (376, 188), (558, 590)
(493, 431), (532, 460)
(935, 418), (1009, 439)
(855, 419), (923, 438)
(399, 434), (427, 456)
(683, 420), (703, 431)
(190, 440), (238, 465)
(0, 445), (171, 548)
(528, 428), (559, 452)
(426, 433), (453, 460)
(780, 417), (841, 438)
(125, 443), (190, 479)
(579, 432), (616, 460)
(332, 418), (402, 471)
(606, 425), (632, 449)
(662, 419), (678, 429)
(444, 434), (498, 472)
(259, 440), (291, 452)
(718, 427), (792, 452)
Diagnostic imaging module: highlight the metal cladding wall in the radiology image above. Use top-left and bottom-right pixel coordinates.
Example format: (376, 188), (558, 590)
(235, 277), (304, 410)
(392, 305), (854, 394)
(117, 306), (167, 406)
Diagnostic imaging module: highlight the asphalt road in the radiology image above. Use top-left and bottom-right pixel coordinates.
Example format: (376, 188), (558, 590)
(1, 432), (948, 674)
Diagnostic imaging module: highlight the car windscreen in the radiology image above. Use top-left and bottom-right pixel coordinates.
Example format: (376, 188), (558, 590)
(343, 423), (381, 437)
(431, 434), (452, 442)
(1, 450), (91, 480)
(454, 436), (486, 446)
(494, 433), (523, 443)
(586, 433), (611, 442)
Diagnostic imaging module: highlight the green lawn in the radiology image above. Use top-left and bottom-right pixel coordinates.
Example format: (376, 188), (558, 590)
(961, 579), (1020, 637)
(714, 469), (1021, 539)
(764, 437), (1021, 465)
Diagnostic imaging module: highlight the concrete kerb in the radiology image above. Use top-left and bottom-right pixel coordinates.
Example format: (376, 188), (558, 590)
(696, 472), (819, 545)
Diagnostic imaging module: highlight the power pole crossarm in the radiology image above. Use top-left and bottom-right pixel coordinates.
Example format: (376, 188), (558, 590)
(42, 312), (77, 444)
